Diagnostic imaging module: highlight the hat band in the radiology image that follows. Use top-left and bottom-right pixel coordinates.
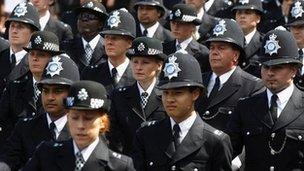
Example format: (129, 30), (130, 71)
(130, 48), (163, 55)
(182, 15), (197, 22)
(27, 42), (59, 51)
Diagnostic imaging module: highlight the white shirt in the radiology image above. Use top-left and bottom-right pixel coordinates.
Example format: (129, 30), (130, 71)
(81, 34), (101, 51)
(204, 0), (215, 11)
(170, 112), (197, 143)
(73, 137), (99, 162)
(39, 10), (50, 30)
(108, 58), (130, 83)
(266, 84), (294, 118)
(137, 78), (156, 100)
(10, 48), (27, 65)
(245, 29), (257, 45)
(140, 22), (160, 38)
(207, 67), (236, 96)
(46, 114), (67, 139)
(175, 37), (193, 51)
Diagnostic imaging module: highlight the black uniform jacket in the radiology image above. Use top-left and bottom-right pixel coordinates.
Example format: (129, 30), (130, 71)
(196, 67), (265, 132)
(132, 115), (232, 171)
(228, 88), (304, 171)
(108, 83), (167, 155)
(136, 23), (174, 43)
(22, 138), (136, 171)
(0, 113), (70, 171)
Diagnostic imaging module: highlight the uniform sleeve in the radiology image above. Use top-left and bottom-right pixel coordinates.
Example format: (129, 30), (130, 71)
(211, 133), (233, 171)
(131, 128), (146, 171)
(22, 142), (45, 171)
(125, 157), (136, 171)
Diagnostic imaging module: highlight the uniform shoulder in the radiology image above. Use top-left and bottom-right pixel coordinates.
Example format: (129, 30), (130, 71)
(108, 150), (134, 168)
(203, 122), (228, 140)
(240, 69), (262, 82)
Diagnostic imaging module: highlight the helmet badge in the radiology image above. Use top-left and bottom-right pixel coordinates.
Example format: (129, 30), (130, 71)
(264, 33), (281, 56)
(163, 55), (181, 80)
(46, 56), (63, 77)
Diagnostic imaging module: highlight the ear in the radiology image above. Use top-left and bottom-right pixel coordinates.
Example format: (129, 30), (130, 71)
(48, 0), (55, 6)
(192, 88), (201, 101)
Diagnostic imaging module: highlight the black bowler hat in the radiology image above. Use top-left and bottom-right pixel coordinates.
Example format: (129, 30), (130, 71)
(75, 0), (108, 21)
(127, 37), (166, 60)
(286, 1), (304, 27)
(23, 31), (63, 56)
(168, 4), (202, 26)
(259, 29), (302, 67)
(37, 54), (80, 88)
(102, 8), (136, 39)
(157, 52), (205, 90)
(232, 0), (264, 14)
(5, 2), (40, 31)
(134, 0), (166, 18)
(64, 80), (111, 112)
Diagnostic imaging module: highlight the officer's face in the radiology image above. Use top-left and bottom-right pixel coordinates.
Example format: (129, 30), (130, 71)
(170, 21), (196, 42)
(162, 87), (200, 123)
(30, 0), (52, 13)
(104, 34), (132, 59)
(9, 21), (33, 48)
(137, 5), (161, 27)
(68, 109), (106, 150)
(77, 12), (103, 41)
(41, 85), (69, 118)
(209, 42), (240, 75)
(235, 9), (260, 35)
(261, 64), (297, 93)
(290, 25), (304, 48)
(185, 0), (205, 10)
(29, 50), (52, 77)
(131, 57), (162, 84)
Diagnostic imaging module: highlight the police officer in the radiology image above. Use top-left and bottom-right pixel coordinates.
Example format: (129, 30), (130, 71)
(23, 80), (135, 171)
(0, 2), (40, 97)
(228, 29), (304, 170)
(132, 52), (232, 171)
(195, 18), (264, 133)
(108, 37), (167, 155)
(134, 0), (173, 43)
(286, 0), (304, 91)
(163, 4), (210, 73)
(233, 0), (264, 77)
(0, 55), (79, 171)
(81, 8), (136, 95)
(65, 0), (108, 73)
(0, 31), (63, 149)
(30, 0), (73, 49)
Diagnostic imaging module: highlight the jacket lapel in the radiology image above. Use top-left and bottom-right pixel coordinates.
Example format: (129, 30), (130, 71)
(90, 37), (106, 65)
(252, 91), (274, 129)
(144, 88), (162, 119)
(245, 31), (262, 59)
(117, 63), (135, 88)
(56, 140), (76, 171)
(57, 123), (71, 141)
(125, 84), (145, 121)
(185, 40), (200, 56)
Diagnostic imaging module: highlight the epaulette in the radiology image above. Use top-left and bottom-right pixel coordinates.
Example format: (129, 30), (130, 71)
(239, 96), (250, 101)
(53, 142), (63, 147)
(22, 117), (33, 122)
(90, 65), (99, 69)
(118, 87), (127, 92)
(213, 129), (223, 136)
(141, 121), (156, 128)
(112, 152), (122, 159)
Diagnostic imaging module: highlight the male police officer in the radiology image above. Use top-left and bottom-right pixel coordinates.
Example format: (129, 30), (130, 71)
(229, 29), (304, 170)
(0, 55), (79, 171)
(132, 52), (232, 171)
(81, 8), (136, 95)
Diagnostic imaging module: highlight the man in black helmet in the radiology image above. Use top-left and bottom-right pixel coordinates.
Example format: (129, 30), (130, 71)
(228, 29), (304, 170)
(81, 8), (136, 95)
(0, 55), (79, 171)
(132, 52), (232, 171)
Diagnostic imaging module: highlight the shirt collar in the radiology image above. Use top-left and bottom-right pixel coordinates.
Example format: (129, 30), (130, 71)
(212, 66), (236, 89)
(108, 58), (130, 78)
(170, 111), (197, 132)
(81, 34), (101, 50)
(46, 113), (67, 134)
(266, 84), (294, 107)
(10, 48), (27, 65)
(245, 28), (257, 45)
(197, 6), (205, 19)
(137, 78), (156, 98)
(140, 22), (160, 38)
(40, 10), (50, 30)
(176, 37), (193, 50)
(73, 137), (100, 162)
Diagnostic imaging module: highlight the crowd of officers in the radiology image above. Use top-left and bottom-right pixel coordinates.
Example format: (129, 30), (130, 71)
(0, 0), (303, 170)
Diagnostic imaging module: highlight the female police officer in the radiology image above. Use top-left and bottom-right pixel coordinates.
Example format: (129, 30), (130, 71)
(23, 80), (135, 171)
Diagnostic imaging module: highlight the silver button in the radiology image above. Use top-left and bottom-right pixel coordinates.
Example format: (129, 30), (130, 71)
(0, 127), (2, 131)
(228, 111), (232, 114)
(298, 135), (302, 140)
(171, 165), (176, 171)
(271, 133), (275, 138)
(205, 111), (210, 115)
(270, 166), (274, 171)
(149, 162), (153, 166)
(246, 131), (250, 135)
(193, 168), (198, 171)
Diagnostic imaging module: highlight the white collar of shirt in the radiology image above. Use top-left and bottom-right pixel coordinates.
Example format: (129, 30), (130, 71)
(137, 78), (156, 98)
(204, 0), (215, 11)
(39, 10), (50, 31)
(176, 37), (193, 50)
(108, 58), (129, 82)
(140, 22), (160, 38)
(207, 67), (236, 96)
(32, 76), (38, 87)
(81, 34), (101, 50)
(170, 112), (197, 143)
(245, 28), (256, 45)
(73, 137), (99, 162)
(266, 84), (294, 118)
(197, 6), (204, 20)
(46, 113), (67, 139)
(10, 48), (27, 65)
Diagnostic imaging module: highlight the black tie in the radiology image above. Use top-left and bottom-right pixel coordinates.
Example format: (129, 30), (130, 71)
(173, 123), (181, 150)
(299, 49), (303, 60)
(50, 122), (56, 140)
(270, 94), (278, 123)
(209, 76), (220, 100)
(111, 68), (118, 85)
(11, 54), (16, 69)
(143, 29), (148, 37)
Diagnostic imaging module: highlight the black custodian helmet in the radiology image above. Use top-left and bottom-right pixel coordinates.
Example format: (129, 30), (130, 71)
(259, 29), (302, 67)
(168, 4), (202, 26)
(64, 80), (111, 112)
(5, 2), (40, 31)
(134, 0), (166, 18)
(74, 0), (108, 21)
(102, 8), (136, 39)
(286, 0), (304, 27)
(232, 0), (264, 15)
(157, 52), (205, 90)
(37, 55), (80, 88)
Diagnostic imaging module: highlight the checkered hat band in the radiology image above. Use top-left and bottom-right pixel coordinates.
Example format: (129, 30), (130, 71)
(43, 42), (59, 51)
(182, 15), (197, 22)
